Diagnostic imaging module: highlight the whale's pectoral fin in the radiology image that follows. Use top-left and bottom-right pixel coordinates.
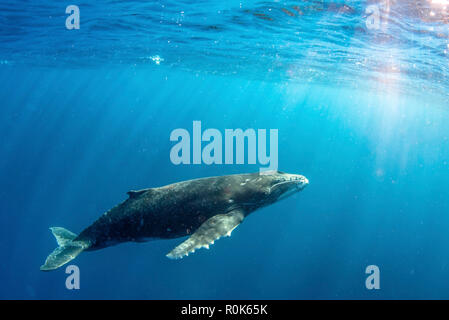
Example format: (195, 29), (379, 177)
(166, 209), (245, 259)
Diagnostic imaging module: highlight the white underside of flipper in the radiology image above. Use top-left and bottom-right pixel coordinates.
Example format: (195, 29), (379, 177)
(166, 209), (245, 259)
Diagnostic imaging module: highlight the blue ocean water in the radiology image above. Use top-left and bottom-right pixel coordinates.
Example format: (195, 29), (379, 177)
(0, 0), (448, 299)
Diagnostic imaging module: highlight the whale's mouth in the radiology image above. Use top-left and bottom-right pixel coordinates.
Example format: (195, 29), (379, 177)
(297, 177), (309, 190)
(269, 175), (309, 197)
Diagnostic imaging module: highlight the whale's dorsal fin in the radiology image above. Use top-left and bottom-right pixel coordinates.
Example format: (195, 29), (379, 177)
(127, 189), (150, 199)
(166, 209), (245, 259)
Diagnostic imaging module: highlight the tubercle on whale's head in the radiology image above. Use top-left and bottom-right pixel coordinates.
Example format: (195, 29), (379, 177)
(258, 170), (309, 203)
(233, 170), (308, 211)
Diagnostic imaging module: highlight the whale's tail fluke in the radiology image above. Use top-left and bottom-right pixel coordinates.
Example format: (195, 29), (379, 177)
(40, 227), (88, 272)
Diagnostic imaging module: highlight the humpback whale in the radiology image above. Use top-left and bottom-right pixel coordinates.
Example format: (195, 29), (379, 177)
(40, 171), (309, 271)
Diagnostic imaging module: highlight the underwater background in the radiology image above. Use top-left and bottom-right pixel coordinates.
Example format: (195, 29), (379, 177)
(0, 0), (448, 299)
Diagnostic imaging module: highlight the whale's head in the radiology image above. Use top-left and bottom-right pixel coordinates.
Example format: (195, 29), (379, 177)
(235, 171), (309, 211)
(262, 170), (309, 201)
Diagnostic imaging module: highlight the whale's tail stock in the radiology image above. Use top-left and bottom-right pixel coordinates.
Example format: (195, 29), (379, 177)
(40, 227), (88, 271)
